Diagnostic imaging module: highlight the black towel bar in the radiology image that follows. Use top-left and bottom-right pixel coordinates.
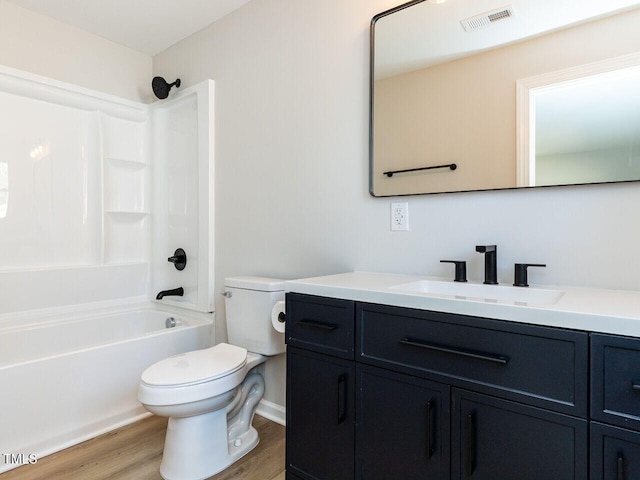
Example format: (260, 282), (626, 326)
(384, 163), (457, 177)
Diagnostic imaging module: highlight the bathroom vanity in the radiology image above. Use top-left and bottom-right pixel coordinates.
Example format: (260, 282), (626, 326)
(283, 272), (640, 480)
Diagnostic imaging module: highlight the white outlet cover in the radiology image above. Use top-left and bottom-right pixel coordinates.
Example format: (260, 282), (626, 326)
(391, 202), (409, 231)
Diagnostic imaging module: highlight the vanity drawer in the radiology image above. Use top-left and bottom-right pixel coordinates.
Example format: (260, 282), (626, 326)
(591, 334), (640, 431)
(357, 303), (588, 415)
(286, 293), (355, 359)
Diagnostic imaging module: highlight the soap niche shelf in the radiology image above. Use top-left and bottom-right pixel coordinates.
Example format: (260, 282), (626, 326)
(104, 210), (150, 217)
(101, 113), (150, 265)
(105, 156), (148, 168)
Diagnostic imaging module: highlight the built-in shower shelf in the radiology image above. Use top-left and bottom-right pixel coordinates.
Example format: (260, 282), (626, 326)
(105, 210), (150, 217)
(105, 157), (148, 168)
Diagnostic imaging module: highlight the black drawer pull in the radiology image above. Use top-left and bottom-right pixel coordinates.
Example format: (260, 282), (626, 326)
(632, 383), (640, 392)
(297, 319), (338, 331)
(617, 452), (625, 480)
(399, 337), (510, 365)
(337, 374), (347, 424)
(426, 399), (435, 459)
(466, 411), (476, 477)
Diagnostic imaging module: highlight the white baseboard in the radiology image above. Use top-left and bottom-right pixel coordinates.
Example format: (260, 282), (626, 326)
(256, 399), (286, 426)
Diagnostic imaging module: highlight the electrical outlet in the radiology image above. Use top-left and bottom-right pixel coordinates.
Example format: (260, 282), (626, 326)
(391, 202), (409, 231)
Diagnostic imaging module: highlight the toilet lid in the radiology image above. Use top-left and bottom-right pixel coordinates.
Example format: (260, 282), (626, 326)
(141, 343), (247, 387)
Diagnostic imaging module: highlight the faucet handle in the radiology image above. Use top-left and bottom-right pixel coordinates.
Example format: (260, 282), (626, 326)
(167, 248), (187, 271)
(513, 263), (546, 287)
(440, 260), (467, 283)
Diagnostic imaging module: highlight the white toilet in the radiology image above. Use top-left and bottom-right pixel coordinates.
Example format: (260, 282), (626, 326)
(138, 277), (286, 480)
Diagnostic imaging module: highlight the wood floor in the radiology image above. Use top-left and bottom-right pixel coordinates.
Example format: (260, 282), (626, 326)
(0, 415), (285, 480)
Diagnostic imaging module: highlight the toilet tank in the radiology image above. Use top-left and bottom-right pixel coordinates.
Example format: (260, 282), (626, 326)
(224, 276), (285, 356)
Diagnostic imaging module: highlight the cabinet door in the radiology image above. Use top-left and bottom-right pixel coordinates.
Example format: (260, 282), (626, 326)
(357, 365), (450, 480)
(591, 334), (640, 431)
(452, 389), (587, 480)
(286, 347), (354, 480)
(591, 422), (640, 480)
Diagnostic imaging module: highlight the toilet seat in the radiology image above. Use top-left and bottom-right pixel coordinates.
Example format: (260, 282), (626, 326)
(138, 343), (249, 406)
(141, 343), (248, 388)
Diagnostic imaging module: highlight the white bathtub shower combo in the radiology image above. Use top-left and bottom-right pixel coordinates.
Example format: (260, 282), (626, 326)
(0, 302), (213, 473)
(138, 277), (286, 480)
(0, 65), (216, 474)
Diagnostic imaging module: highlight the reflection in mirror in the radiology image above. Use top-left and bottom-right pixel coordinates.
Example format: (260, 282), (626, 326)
(370, 0), (640, 196)
(517, 57), (640, 187)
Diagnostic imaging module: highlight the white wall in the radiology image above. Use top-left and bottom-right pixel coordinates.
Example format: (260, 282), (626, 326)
(0, 0), (152, 102)
(153, 0), (640, 408)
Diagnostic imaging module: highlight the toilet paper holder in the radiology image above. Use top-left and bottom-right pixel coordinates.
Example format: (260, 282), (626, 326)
(271, 300), (287, 333)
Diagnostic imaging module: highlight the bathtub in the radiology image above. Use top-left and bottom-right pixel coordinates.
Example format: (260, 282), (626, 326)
(0, 301), (213, 473)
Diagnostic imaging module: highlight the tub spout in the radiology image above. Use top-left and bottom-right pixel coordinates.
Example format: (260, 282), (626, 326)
(156, 287), (184, 300)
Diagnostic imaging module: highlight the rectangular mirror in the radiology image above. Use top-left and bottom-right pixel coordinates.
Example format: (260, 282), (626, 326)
(370, 0), (640, 196)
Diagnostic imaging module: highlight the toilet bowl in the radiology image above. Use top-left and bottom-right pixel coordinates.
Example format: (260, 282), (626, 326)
(138, 276), (285, 480)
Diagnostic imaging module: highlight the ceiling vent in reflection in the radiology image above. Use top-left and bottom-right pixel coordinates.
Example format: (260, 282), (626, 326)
(461, 6), (515, 32)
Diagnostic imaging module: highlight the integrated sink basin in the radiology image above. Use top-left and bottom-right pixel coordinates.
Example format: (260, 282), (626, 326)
(389, 280), (564, 306)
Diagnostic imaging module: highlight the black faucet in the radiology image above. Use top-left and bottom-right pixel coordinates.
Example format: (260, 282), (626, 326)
(156, 287), (184, 300)
(476, 245), (498, 285)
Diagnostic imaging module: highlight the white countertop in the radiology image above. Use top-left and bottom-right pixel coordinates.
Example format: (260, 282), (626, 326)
(285, 272), (640, 337)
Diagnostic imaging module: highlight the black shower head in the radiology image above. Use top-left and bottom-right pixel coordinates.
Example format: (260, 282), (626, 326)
(152, 76), (181, 100)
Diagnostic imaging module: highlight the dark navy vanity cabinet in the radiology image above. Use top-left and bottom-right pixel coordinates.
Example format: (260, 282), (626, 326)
(284, 292), (638, 480)
(590, 334), (640, 480)
(285, 294), (355, 480)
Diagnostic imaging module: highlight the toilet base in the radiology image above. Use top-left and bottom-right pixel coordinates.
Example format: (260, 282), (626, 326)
(157, 371), (266, 480)
(159, 407), (260, 480)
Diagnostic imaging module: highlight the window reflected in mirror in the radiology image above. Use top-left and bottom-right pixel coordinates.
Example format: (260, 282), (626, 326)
(520, 62), (640, 187)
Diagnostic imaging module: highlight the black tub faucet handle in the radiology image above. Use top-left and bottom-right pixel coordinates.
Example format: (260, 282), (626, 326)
(167, 248), (187, 271)
(440, 260), (467, 282)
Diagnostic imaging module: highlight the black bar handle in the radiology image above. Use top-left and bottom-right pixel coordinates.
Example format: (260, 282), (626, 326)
(440, 260), (467, 283)
(426, 399), (435, 459)
(384, 163), (457, 178)
(617, 452), (625, 480)
(337, 374), (347, 424)
(466, 412), (476, 477)
(513, 263), (546, 287)
(632, 382), (640, 391)
(399, 338), (510, 365)
(297, 319), (338, 331)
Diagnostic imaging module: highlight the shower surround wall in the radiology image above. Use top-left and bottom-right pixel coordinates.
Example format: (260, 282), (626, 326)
(152, 81), (215, 313)
(0, 66), (214, 315)
(0, 66), (151, 313)
(0, 67), (215, 463)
